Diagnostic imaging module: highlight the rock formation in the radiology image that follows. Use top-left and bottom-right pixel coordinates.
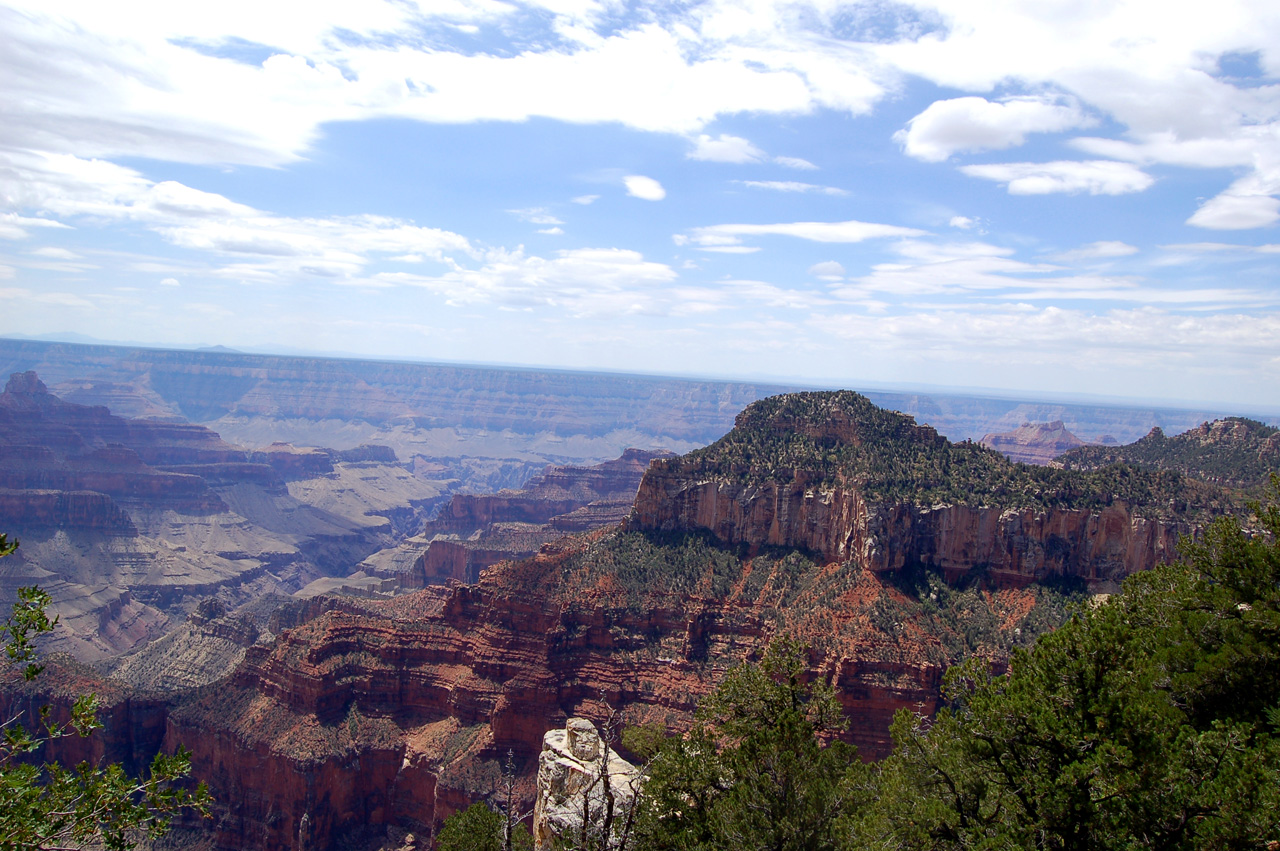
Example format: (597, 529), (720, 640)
(630, 393), (1198, 589)
(533, 719), (642, 851)
(1, 336), (1246, 470)
(980, 420), (1087, 464)
(389, 448), (674, 586)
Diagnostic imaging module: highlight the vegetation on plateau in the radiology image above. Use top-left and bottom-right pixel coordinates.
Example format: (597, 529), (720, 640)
(670, 392), (1230, 518)
(1057, 416), (1280, 492)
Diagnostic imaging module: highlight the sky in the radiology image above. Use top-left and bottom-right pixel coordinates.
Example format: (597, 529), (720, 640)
(1, 0), (1279, 411)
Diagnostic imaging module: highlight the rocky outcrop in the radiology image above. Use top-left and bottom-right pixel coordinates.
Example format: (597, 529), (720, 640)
(3, 390), (1249, 851)
(629, 393), (1202, 589)
(250, 443), (336, 480)
(630, 472), (1187, 588)
(533, 719), (641, 851)
(0, 488), (137, 534)
(4, 337), (1245, 450)
(148, 515), (1063, 851)
(980, 420), (1087, 465)
(425, 449), (672, 538)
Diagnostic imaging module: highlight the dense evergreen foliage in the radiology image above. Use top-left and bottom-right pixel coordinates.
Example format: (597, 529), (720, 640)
(669, 392), (1222, 517)
(627, 483), (1280, 851)
(1058, 416), (1280, 491)
(436, 801), (533, 851)
(627, 639), (870, 851)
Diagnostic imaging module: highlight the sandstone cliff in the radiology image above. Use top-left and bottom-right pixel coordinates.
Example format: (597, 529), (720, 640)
(398, 448), (673, 586)
(161, 534), (1029, 850)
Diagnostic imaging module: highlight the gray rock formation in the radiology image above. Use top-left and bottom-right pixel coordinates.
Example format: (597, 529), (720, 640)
(533, 719), (642, 851)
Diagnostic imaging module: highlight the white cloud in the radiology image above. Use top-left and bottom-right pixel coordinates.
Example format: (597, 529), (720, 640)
(688, 134), (765, 163)
(538, 226), (565, 235)
(773, 156), (817, 170)
(830, 238), (1259, 306)
(0, 150), (475, 284)
(896, 96), (1092, 162)
(509, 207), (564, 225)
(960, 160), (1155, 195)
(624, 175), (666, 201)
(737, 180), (848, 195)
(1186, 188), (1280, 230)
(685, 219), (924, 248)
(0, 213), (74, 240)
(808, 260), (845, 279)
(571, 194), (600, 205)
(808, 307), (1280, 378)
(948, 216), (975, 229)
(29, 246), (79, 259)
(872, 2), (1280, 228)
(0, 3), (887, 168)
(393, 246), (682, 317)
(1050, 241), (1140, 262)
(2, 0), (1276, 240)
(1160, 242), (1280, 254)
(1070, 132), (1259, 169)
(160, 277), (180, 286)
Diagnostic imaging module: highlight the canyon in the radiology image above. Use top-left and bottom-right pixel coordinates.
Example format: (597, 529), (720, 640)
(0, 370), (446, 660)
(5, 387), (1260, 851)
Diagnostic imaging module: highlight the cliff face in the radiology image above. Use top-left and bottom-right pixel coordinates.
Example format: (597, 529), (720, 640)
(425, 449), (673, 538)
(6, 391), (1245, 851)
(628, 392), (1204, 589)
(630, 470), (1186, 587)
(165, 538), (985, 850)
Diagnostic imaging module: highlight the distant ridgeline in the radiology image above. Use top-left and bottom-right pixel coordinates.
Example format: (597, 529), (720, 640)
(1056, 417), (1280, 492)
(661, 391), (1228, 518)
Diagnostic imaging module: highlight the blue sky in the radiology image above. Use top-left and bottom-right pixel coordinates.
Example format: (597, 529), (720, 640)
(1, 0), (1279, 409)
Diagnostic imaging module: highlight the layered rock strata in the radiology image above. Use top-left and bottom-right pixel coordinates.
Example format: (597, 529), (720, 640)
(630, 476), (1185, 588)
(411, 449), (674, 585)
(0, 373), (427, 660)
(630, 393), (1197, 589)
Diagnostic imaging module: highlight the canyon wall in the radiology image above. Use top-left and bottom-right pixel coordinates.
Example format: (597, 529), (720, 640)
(163, 539), (960, 849)
(630, 469), (1187, 588)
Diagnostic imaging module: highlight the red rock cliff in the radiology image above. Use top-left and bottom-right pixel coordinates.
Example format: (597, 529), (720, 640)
(629, 470), (1187, 587)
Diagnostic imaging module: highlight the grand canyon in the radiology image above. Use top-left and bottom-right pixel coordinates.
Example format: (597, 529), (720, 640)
(0, 340), (1275, 850)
